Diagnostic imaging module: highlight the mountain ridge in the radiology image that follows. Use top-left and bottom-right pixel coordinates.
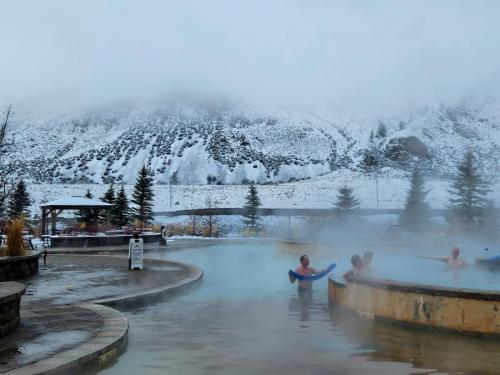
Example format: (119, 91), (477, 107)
(6, 103), (500, 185)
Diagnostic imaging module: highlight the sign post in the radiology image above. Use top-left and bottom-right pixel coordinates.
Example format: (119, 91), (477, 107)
(160, 225), (168, 246)
(129, 237), (144, 270)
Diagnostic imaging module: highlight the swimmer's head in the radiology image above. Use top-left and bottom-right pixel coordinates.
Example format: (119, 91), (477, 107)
(452, 246), (460, 259)
(351, 255), (363, 269)
(300, 254), (310, 267)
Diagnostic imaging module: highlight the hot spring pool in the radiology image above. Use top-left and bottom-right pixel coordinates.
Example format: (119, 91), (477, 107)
(85, 241), (500, 375)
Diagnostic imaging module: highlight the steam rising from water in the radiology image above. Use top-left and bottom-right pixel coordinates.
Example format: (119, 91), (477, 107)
(283, 216), (500, 291)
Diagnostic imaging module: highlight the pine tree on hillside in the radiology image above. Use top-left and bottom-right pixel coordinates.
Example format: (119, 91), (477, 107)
(448, 151), (491, 226)
(399, 169), (430, 228)
(243, 183), (261, 229)
(77, 189), (98, 227)
(376, 122), (387, 138)
(101, 184), (115, 204)
(99, 184), (115, 223)
(170, 171), (179, 185)
(8, 180), (31, 219)
(113, 186), (130, 227)
(131, 166), (155, 229)
(334, 185), (359, 211)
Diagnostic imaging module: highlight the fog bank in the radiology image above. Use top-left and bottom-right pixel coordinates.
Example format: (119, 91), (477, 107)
(1, 1), (500, 116)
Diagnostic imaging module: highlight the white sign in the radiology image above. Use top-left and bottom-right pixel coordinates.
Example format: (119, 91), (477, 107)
(129, 238), (144, 270)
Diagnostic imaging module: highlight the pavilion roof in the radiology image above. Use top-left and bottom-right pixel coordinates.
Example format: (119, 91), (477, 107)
(40, 197), (112, 209)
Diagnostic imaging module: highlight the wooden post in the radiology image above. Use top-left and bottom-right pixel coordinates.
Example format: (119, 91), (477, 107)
(51, 209), (57, 235)
(41, 208), (46, 236)
(106, 208), (111, 231)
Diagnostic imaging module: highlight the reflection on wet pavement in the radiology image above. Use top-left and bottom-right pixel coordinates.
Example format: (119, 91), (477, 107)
(0, 253), (190, 372)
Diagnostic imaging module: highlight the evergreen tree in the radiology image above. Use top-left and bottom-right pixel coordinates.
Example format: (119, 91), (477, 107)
(101, 184), (115, 204)
(448, 151), (491, 226)
(170, 171), (179, 185)
(399, 169), (430, 227)
(131, 166), (155, 229)
(376, 122), (387, 138)
(77, 189), (98, 227)
(99, 184), (115, 223)
(243, 183), (261, 228)
(113, 186), (130, 227)
(334, 185), (359, 211)
(8, 180), (31, 219)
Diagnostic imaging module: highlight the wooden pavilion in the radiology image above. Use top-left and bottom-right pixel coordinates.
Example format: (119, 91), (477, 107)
(40, 197), (112, 236)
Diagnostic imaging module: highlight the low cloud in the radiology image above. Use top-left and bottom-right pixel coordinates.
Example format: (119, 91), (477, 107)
(1, 0), (499, 115)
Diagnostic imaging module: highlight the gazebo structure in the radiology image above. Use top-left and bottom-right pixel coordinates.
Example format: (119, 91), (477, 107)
(40, 197), (112, 236)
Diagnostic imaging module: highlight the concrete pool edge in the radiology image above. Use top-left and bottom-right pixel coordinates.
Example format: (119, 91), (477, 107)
(6, 255), (203, 375)
(328, 276), (500, 336)
(2, 303), (128, 375)
(91, 257), (204, 306)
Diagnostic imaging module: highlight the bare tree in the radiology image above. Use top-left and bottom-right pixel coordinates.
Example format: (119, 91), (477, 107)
(0, 105), (12, 153)
(188, 215), (198, 235)
(203, 194), (219, 237)
(0, 105), (14, 222)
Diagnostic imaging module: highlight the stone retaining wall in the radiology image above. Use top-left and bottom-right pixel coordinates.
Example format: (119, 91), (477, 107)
(0, 253), (40, 281)
(0, 282), (26, 337)
(51, 233), (161, 248)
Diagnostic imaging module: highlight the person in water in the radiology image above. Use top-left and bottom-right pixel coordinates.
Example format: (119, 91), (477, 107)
(362, 251), (373, 273)
(289, 254), (321, 289)
(343, 254), (363, 280)
(424, 246), (468, 268)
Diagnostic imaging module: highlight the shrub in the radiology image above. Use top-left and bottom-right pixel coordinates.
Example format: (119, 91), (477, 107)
(6, 218), (25, 257)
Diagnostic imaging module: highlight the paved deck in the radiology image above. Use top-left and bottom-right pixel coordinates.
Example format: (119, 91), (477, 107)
(0, 253), (202, 373)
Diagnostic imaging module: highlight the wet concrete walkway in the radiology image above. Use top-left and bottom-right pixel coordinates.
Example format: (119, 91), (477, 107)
(0, 253), (200, 373)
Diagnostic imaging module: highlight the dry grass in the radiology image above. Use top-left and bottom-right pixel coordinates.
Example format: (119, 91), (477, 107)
(164, 221), (220, 237)
(6, 218), (25, 257)
(202, 225), (220, 238)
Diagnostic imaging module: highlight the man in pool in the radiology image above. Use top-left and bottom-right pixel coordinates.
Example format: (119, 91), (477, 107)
(289, 254), (321, 289)
(424, 246), (468, 268)
(343, 254), (363, 280)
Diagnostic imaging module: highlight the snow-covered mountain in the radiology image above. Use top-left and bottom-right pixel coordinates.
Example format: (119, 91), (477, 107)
(6, 103), (500, 184)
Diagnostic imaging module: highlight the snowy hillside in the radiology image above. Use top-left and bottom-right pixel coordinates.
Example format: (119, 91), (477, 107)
(6, 103), (500, 184)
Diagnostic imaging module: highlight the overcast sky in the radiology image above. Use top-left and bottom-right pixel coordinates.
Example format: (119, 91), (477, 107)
(1, 0), (499, 116)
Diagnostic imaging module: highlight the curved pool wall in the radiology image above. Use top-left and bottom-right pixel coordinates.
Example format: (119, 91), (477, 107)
(329, 276), (500, 336)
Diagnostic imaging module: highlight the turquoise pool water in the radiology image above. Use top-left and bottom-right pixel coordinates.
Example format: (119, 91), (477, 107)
(88, 241), (500, 375)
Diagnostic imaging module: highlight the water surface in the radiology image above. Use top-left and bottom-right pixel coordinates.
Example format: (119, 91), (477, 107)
(86, 241), (500, 375)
